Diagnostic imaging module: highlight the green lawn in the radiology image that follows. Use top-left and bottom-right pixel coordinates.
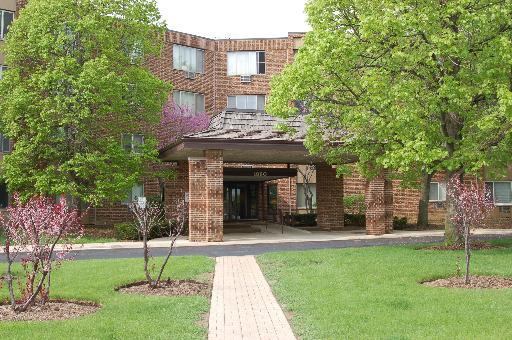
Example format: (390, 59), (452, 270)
(1, 256), (214, 340)
(258, 239), (512, 340)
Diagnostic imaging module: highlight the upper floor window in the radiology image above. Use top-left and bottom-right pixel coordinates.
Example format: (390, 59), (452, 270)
(429, 182), (446, 202)
(227, 95), (265, 111)
(122, 133), (144, 153)
(485, 181), (512, 205)
(0, 133), (10, 153)
(0, 65), (6, 80)
(227, 51), (265, 76)
(173, 91), (205, 113)
(0, 10), (13, 40)
(173, 44), (204, 73)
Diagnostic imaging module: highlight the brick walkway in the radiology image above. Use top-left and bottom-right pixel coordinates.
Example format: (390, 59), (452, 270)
(208, 256), (296, 340)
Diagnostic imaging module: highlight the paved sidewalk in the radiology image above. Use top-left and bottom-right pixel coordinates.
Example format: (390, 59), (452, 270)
(2, 228), (509, 254)
(209, 256), (296, 340)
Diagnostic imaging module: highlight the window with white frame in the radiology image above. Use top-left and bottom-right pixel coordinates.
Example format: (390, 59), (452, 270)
(173, 44), (204, 73)
(429, 182), (446, 202)
(485, 181), (512, 205)
(0, 65), (7, 80)
(123, 183), (144, 204)
(122, 133), (144, 153)
(296, 184), (317, 209)
(227, 95), (265, 111)
(0, 10), (13, 40)
(173, 91), (205, 113)
(0, 133), (10, 153)
(227, 51), (265, 76)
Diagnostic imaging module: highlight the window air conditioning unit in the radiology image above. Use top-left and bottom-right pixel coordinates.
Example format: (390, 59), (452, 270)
(240, 75), (252, 83)
(185, 71), (195, 80)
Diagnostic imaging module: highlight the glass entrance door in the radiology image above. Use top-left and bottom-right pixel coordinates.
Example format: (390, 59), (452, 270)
(224, 182), (259, 221)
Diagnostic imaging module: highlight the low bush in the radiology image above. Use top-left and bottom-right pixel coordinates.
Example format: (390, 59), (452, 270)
(287, 213), (317, 226)
(114, 222), (139, 241)
(344, 213), (366, 227)
(393, 216), (409, 230)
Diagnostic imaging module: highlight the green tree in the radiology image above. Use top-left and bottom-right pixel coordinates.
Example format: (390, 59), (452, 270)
(267, 0), (512, 244)
(0, 0), (171, 205)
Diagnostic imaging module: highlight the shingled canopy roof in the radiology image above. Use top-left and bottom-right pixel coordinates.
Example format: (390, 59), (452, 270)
(159, 110), (322, 164)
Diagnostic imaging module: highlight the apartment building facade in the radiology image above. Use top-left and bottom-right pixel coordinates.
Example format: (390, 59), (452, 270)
(3, 0), (512, 242)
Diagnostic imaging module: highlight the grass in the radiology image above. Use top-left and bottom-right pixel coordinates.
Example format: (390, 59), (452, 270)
(258, 238), (512, 340)
(0, 256), (214, 339)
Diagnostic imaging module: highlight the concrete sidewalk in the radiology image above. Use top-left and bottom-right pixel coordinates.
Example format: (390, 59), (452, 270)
(2, 227), (512, 254)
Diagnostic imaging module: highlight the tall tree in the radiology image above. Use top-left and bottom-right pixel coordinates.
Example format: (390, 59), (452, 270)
(267, 0), (512, 244)
(0, 0), (171, 205)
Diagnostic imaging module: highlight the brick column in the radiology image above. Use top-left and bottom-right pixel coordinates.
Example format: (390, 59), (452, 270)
(365, 170), (393, 235)
(188, 150), (224, 242)
(316, 165), (344, 230)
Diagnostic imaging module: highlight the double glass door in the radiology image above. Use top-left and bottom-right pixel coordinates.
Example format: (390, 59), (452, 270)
(224, 182), (259, 221)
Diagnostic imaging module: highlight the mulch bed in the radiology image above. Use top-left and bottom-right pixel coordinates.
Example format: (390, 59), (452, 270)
(0, 300), (101, 322)
(116, 279), (211, 297)
(419, 241), (503, 251)
(422, 276), (512, 289)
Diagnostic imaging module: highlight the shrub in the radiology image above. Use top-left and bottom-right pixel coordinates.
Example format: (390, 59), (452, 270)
(343, 194), (366, 214)
(393, 217), (409, 230)
(115, 222), (139, 241)
(344, 213), (366, 227)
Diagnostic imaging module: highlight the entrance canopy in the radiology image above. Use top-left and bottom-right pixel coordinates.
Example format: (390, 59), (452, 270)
(160, 110), (322, 164)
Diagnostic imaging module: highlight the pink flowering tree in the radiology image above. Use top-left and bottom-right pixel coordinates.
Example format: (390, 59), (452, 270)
(157, 100), (210, 149)
(129, 196), (188, 288)
(1, 195), (84, 312)
(447, 177), (493, 284)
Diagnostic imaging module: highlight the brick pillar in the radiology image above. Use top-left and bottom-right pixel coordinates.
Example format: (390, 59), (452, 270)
(188, 150), (223, 242)
(316, 165), (344, 230)
(365, 170), (393, 235)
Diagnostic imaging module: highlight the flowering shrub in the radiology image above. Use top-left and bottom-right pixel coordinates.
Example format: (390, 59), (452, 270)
(130, 196), (188, 288)
(1, 195), (84, 312)
(447, 177), (493, 283)
(157, 100), (210, 149)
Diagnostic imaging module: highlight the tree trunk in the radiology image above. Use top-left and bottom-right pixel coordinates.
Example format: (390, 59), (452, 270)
(445, 172), (464, 245)
(417, 172), (433, 228)
(464, 220), (471, 284)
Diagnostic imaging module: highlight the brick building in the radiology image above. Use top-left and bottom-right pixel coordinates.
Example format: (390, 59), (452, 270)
(3, 0), (512, 242)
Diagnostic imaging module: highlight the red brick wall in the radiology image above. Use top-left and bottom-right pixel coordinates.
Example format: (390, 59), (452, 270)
(316, 165), (344, 230)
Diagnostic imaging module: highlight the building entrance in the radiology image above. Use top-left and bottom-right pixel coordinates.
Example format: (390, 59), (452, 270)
(223, 182), (259, 221)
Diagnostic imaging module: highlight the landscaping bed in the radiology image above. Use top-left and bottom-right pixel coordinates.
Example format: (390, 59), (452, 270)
(117, 278), (211, 297)
(258, 238), (512, 339)
(423, 276), (512, 289)
(0, 256), (214, 339)
(0, 300), (100, 322)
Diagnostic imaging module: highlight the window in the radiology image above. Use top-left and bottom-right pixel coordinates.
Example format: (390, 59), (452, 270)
(227, 51), (265, 76)
(0, 133), (10, 153)
(486, 181), (512, 205)
(227, 95), (265, 111)
(429, 182), (446, 202)
(0, 182), (8, 208)
(0, 65), (7, 80)
(173, 91), (205, 113)
(122, 133), (144, 153)
(173, 45), (204, 73)
(296, 184), (317, 209)
(267, 184), (277, 214)
(0, 10), (13, 40)
(123, 184), (144, 204)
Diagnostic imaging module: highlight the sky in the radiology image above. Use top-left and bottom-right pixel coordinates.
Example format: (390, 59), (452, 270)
(156, 0), (310, 39)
